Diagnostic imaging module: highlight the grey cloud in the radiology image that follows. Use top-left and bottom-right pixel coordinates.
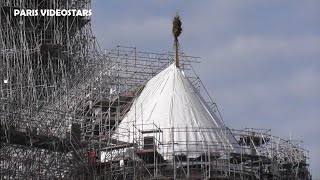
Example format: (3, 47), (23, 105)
(195, 35), (320, 172)
(199, 35), (320, 81)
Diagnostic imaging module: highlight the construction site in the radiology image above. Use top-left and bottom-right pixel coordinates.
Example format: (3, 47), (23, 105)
(0, 0), (312, 179)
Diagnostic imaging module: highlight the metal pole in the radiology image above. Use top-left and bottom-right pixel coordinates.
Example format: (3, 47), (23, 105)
(174, 39), (179, 68)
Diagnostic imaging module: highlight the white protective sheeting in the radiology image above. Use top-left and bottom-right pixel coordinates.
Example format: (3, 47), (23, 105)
(115, 64), (239, 159)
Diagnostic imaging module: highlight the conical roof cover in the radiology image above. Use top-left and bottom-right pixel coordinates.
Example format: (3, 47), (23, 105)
(115, 64), (239, 159)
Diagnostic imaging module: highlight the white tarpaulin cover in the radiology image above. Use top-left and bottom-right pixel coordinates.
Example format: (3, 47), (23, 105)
(114, 64), (239, 159)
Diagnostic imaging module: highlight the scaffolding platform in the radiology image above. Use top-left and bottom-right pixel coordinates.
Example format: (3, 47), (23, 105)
(0, 125), (83, 152)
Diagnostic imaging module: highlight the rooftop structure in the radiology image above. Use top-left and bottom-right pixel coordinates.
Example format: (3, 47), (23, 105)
(114, 64), (239, 159)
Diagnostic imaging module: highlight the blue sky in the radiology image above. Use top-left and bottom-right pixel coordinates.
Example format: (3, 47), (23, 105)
(91, 0), (320, 177)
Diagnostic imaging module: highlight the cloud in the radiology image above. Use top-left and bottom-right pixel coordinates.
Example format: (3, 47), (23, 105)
(93, 15), (171, 50)
(196, 34), (320, 128)
(195, 35), (320, 173)
(199, 35), (320, 85)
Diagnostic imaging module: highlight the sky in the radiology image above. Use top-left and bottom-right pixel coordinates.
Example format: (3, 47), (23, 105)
(91, 0), (320, 178)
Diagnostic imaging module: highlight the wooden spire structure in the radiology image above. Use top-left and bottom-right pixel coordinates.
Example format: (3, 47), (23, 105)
(172, 14), (182, 68)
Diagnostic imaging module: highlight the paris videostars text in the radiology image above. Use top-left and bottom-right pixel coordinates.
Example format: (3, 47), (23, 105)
(14, 9), (92, 17)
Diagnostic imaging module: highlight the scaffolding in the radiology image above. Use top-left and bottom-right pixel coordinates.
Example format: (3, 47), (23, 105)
(1, 0), (96, 179)
(0, 0), (311, 179)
